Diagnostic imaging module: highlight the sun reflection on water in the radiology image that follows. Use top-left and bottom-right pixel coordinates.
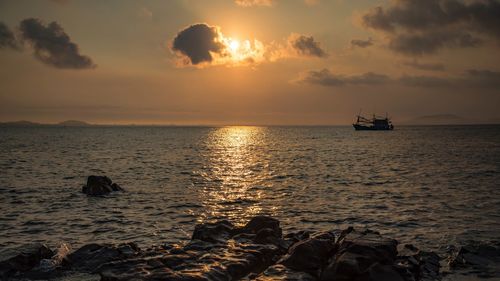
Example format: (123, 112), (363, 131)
(197, 126), (276, 224)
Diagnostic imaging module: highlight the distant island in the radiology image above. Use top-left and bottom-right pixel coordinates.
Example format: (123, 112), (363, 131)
(0, 120), (92, 127)
(402, 114), (471, 125)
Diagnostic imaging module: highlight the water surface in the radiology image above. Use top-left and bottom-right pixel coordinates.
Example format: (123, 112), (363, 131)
(0, 125), (499, 259)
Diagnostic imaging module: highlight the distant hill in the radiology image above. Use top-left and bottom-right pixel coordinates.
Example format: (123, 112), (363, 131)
(0, 120), (42, 127)
(404, 114), (469, 125)
(57, 120), (91, 126)
(0, 120), (92, 127)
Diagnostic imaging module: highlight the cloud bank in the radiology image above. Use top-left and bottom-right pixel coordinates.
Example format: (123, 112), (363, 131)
(296, 68), (500, 88)
(361, 0), (500, 55)
(0, 22), (19, 50)
(19, 18), (95, 69)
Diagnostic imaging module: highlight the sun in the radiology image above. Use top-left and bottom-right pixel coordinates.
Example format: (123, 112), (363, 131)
(229, 39), (240, 53)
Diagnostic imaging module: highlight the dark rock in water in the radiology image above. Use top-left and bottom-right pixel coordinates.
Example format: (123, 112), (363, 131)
(447, 241), (500, 278)
(7, 216), (495, 281)
(237, 216), (282, 237)
(64, 242), (139, 272)
(0, 244), (54, 279)
(191, 220), (234, 243)
(81, 175), (124, 196)
(255, 264), (317, 280)
(320, 229), (399, 280)
(280, 231), (336, 275)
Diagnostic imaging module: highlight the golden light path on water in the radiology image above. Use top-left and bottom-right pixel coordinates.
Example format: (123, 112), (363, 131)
(197, 126), (277, 224)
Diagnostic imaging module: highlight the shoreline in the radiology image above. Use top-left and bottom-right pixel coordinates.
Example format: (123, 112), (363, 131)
(1, 216), (499, 281)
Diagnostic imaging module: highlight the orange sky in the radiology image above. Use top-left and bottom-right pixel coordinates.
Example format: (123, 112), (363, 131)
(1, 0), (499, 125)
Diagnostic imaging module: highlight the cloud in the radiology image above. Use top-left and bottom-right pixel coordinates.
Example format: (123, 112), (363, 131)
(234, 0), (318, 7)
(0, 22), (19, 50)
(398, 75), (451, 87)
(171, 24), (326, 67)
(19, 18), (95, 69)
(350, 38), (374, 48)
(171, 23), (227, 65)
(49, 0), (69, 4)
(361, 0), (500, 55)
(402, 60), (445, 71)
(296, 68), (500, 89)
(234, 0), (273, 7)
(287, 33), (327, 57)
(295, 69), (390, 86)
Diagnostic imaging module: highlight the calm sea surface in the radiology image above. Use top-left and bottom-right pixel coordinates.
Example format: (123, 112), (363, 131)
(0, 125), (499, 259)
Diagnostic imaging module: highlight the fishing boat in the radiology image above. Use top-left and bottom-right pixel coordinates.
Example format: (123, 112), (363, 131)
(353, 113), (394, 130)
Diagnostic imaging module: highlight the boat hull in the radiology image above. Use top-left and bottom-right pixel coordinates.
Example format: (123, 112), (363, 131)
(353, 124), (394, 131)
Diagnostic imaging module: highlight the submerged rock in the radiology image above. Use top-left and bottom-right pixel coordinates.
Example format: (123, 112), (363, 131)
(82, 175), (124, 196)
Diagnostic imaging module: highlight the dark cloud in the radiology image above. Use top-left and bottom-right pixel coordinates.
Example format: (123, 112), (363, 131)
(0, 21), (19, 50)
(402, 60), (445, 71)
(362, 0), (500, 55)
(398, 75), (451, 87)
(288, 34), (327, 58)
(49, 0), (69, 4)
(297, 68), (500, 89)
(297, 69), (390, 86)
(350, 38), (373, 48)
(465, 69), (500, 87)
(171, 23), (226, 65)
(19, 18), (95, 69)
(388, 30), (482, 55)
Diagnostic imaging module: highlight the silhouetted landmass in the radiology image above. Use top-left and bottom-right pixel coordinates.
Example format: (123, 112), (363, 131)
(0, 120), (92, 127)
(57, 120), (91, 126)
(0, 120), (42, 127)
(403, 114), (468, 125)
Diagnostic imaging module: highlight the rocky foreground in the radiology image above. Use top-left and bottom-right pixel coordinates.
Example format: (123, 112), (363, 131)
(1, 216), (499, 281)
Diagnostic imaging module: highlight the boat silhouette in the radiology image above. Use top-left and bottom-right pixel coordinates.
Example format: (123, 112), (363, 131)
(353, 112), (394, 131)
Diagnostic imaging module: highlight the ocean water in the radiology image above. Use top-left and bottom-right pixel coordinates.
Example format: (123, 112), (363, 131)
(0, 125), (499, 260)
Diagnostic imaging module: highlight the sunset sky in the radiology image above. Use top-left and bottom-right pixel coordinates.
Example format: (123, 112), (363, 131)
(1, 0), (499, 125)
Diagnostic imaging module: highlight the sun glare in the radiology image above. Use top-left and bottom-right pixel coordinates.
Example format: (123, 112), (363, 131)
(229, 39), (240, 52)
(219, 35), (265, 65)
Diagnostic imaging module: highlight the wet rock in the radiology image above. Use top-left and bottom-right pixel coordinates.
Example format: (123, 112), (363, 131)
(0, 244), (54, 279)
(3, 217), (455, 281)
(191, 220), (234, 243)
(447, 241), (500, 278)
(82, 175), (124, 196)
(254, 264), (317, 280)
(281, 231), (336, 275)
(237, 216), (282, 238)
(320, 229), (399, 280)
(64, 242), (139, 272)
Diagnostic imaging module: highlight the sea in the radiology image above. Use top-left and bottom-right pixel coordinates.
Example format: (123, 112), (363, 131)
(1, 125), (499, 265)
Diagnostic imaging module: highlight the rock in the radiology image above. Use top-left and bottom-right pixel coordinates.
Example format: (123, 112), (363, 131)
(281, 231), (336, 275)
(320, 229), (399, 280)
(447, 241), (500, 278)
(64, 243), (139, 272)
(0, 244), (54, 279)
(254, 264), (317, 280)
(237, 216), (282, 238)
(81, 175), (124, 196)
(191, 220), (234, 243)
(3, 217), (453, 281)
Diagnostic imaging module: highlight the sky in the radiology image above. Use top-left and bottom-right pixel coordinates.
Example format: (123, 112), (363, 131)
(0, 0), (499, 125)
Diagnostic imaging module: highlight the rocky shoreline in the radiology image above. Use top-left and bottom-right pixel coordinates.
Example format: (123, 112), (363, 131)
(1, 216), (499, 281)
